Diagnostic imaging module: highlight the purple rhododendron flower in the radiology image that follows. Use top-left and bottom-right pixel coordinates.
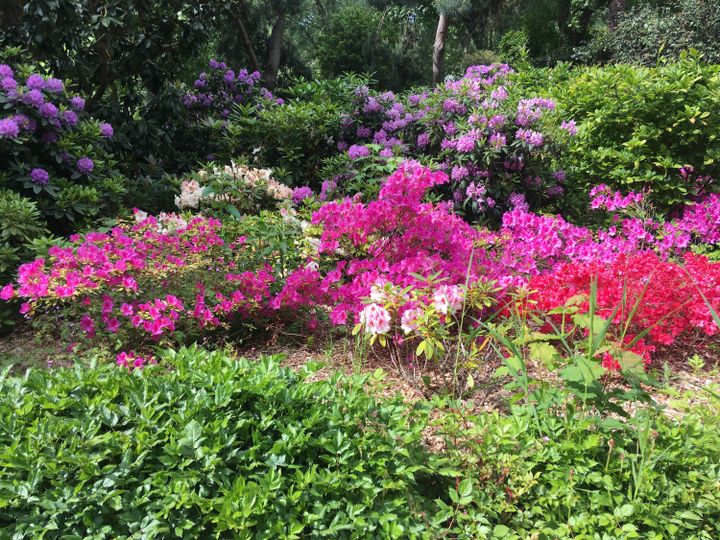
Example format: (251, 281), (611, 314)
(451, 165), (469, 181)
(45, 78), (64, 93)
(1, 77), (17, 92)
(39, 102), (59, 118)
(30, 167), (49, 185)
(561, 120), (578, 136)
(456, 134), (476, 153)
(63, 110), (78, 126)
(25, 74), (45, 90)
(0, 64), (13, 78)
(41, 130), (59, 144)
(23, 89), (44, 107)
(0, 118), (20, 138)
(99, 122), (113, 138)
(77, 156), (94, 174)
(348, 144), (370, 160)
(70, 96), (85, 110)
(292, 186), (313, 205)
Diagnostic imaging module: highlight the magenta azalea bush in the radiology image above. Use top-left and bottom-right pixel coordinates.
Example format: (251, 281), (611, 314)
(0, 62), (122, 228)
(1, 211), (275, 353)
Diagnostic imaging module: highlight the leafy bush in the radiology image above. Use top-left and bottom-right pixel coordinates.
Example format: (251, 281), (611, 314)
(0, 60), (124, 231)
(0, 189), (46, 278)
(607, 0), (720, 66)
(437, 402), (720, 539)
(218, 75), (366, 187)
(518, 56), (720, 215)
(0, 346), (442, 538)
(497, 29), (530, 67)
(1, 346), (718, 538)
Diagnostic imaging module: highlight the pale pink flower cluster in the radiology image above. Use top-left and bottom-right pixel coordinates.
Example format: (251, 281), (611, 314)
(175, 162), (292, 211)
(359, 303), (392, 335)
(400, 307), (423, 334)
(175, 179), (204, 209)
(433, 285), (464, 315)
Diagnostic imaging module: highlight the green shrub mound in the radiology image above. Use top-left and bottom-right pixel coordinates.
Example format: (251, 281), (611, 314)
(1, 347), (719, 539)
(438, 405), (720, 539)
(0, 347), (441, 539)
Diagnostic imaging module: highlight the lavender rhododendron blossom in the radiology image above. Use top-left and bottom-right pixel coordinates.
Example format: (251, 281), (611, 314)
(70, 96), (85, 110)
(77, 157), (94, 174)
(347, 144), (370, 159)
(99, 123), (114, 138)
(45, 77), (64, 93)
(30, 167), (50, 185)
(1, 77), (17, 92)
(23, 89), (44, 107)
(25, 74), (45, 90)
(38, 103), (59, 118)
(292, 186), (313, 204)
(0, 118), (20, 138)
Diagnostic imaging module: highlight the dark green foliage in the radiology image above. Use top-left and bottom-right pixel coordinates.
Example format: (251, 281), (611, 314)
(437, 402), (720, 539)
(606, 0), (720, 66)
(0, 345), (719, 538)
(0, 347), (442, 538)
(314, 2), (435, 90)
(219, 76), (367, 187)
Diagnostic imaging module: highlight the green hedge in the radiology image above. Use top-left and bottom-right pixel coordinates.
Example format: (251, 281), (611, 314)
(512, 56), (720, 217)
(0, 347), (441, 538)
(1, 346), (719, 539)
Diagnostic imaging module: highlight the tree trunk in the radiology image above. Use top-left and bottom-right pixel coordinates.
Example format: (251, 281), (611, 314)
(608, 0), (626, 30)
(228, 6), (261, 74)
(432, 12), (449, 87)
(557, 0), (571, 42)
(265, 7), (286, 89)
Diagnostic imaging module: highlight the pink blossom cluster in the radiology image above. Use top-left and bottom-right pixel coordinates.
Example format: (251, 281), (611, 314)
(359, 303), (392, 335)
(116, 351), (156, 370)
(589, 184), (646, 211)
(1, 213), (275, 353)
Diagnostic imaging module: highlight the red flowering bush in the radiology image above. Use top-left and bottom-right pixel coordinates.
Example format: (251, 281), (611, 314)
(529, 252), (720, 357)
(1, 212), (274, 354)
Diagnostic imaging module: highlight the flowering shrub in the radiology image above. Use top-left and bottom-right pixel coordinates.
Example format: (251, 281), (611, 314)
(271, 163), (502, 327)
(182, 59), (282, 120)
(328, 64), (574, 221)
(175, 162), (293, 218)
(1, 211), (275, 353)
(528, 252), (720, 358)
(272, 162), (720, 372)
(0, 61), (123, 228)
(537, 57), (720, 214)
